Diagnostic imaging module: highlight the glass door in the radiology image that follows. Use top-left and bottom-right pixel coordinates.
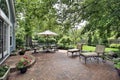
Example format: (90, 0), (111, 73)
(0, 18), (8, 59)
(0, 18), (3, 59)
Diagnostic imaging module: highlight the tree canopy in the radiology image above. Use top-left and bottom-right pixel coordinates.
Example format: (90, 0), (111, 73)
(59, 0), (120, 45)
(15, 0), (120, 47)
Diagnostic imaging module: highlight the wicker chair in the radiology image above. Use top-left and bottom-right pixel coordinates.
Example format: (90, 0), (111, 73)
(80, 45), (105, 64)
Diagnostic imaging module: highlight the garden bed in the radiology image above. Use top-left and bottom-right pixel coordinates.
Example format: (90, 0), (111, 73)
(0, 66), (10, 80)
(2, 51), (36, 73)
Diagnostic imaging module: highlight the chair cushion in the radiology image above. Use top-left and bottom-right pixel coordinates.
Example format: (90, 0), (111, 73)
(80, 52), (98, 57)
(68, 49), (79, 52)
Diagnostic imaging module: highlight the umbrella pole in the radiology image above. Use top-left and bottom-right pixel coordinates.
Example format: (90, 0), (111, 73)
(46, 35), (49, 52)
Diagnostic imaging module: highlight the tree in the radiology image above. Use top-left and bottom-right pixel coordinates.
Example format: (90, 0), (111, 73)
(82, 0), (120, 45)
(59, 0), (120, 45)
(15, 0), (58, 47)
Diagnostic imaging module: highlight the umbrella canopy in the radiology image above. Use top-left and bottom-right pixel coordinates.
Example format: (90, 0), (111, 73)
(38, 30), (58, 36)
(37, 30), (58, 52)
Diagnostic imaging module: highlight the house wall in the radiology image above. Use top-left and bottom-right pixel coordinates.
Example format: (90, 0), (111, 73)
(0, 0), (16, 64)
(8, 0), (16, 52)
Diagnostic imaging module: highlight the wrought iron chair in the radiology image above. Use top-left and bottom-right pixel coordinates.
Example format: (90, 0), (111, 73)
(80, 45), (105, 64)
(67, 43), (83, 56)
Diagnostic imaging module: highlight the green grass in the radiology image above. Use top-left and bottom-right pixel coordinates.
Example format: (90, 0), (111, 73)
(83, 45), (119, 52)
(105, 47), (119, 52)
(83, 45), (95, 52)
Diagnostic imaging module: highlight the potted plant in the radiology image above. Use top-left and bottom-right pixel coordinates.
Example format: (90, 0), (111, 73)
(0, 65), (10, 80)
(16, 56), (30, 73)
(19, 48), (26, 55)
(113, 58), (120, 76)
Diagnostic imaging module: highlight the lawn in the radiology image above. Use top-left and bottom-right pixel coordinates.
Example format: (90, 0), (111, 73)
(83, 45), (119, 52)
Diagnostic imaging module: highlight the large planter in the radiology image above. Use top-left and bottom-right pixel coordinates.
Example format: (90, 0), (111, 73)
(19, 67), (27, 74)
(0, 67), (10, 80)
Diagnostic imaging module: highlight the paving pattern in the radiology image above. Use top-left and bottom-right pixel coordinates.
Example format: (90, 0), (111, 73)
(5, 50), (120, 80)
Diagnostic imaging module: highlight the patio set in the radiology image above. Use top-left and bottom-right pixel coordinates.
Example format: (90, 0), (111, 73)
(67, 43), (106, 64)
(33, 30), (58, 53)
(35, 30), (106, 64)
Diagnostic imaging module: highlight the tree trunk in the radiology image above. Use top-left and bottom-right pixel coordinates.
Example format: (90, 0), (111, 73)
(25, 34), (32, 48)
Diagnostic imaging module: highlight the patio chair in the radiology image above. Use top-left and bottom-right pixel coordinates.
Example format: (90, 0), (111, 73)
(80, 45), (105, 64)
(67, 43), (83, 56)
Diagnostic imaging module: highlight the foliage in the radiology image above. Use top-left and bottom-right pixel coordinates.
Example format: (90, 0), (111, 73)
(0, 65), (9, 77)
(113, 59), (120, 69)
(83, 45), (119, 52)
(15, 26), (25, 48)
(47, 38), (57, 44)
(57, 36), (74, 49)
(16, 38), (24, 49)
(58, 36), (72, 44)
(110, 44), (120, 49)
(15, 0), (120, 47)
(15, 0), (58, 47)
(16, 55), (31, 69)
(114, 62), (120, 69)
(58, 0), (120, 46)
(58, 43), (74, 49)
(58, 36), (72, 47)
(37, 38), (46, 44)
(80, 0), (120, 45)
(37, 37), (57, 44)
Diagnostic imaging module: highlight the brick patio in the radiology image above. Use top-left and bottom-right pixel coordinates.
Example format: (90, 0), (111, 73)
(4, 50), (120, 80)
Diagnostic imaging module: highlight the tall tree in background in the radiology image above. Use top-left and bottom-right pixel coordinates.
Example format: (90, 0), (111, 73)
(80, 0), (120, 45)
(55, 0), (82, 34)
(15, 0), (58, 47)
(59, 0), (120, 45)
(15, 0), (120, 47)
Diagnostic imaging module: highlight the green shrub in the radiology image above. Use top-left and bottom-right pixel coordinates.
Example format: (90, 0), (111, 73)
(16, 38), (24, 48)
(57, 43), (74, 49)
(58, 36), (72, 44)
(0, 65), (9, 77)
(114, 62), (120, 69)
(38, 38), (46, 43)
(47, 38), (56, 44)
(58, 36), (72, 49)
(110, 44), (120, 49)
(113, 59), (120, 69)
(57, 43), (64, 49)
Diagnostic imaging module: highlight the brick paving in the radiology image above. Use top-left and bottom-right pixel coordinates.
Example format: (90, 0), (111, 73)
(4, 50), (120, 80)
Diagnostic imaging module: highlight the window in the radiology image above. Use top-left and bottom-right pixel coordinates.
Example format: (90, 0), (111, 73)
(10, 26), (12, 46)
(0, 18), (3, 59)
(3, 22), (7, 52)
(0, 0), (9, 17)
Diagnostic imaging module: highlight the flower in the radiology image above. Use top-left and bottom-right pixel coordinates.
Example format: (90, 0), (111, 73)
(16, 55), (30, 69)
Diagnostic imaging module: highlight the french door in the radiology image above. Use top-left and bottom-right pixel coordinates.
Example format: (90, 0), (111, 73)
(0, 18), (7, 59)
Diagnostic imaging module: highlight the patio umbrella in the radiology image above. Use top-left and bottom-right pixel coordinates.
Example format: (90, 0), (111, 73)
(37, 30), (58, 52)
(38, 30), (58, 36)
(38, 30), (58, 44)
